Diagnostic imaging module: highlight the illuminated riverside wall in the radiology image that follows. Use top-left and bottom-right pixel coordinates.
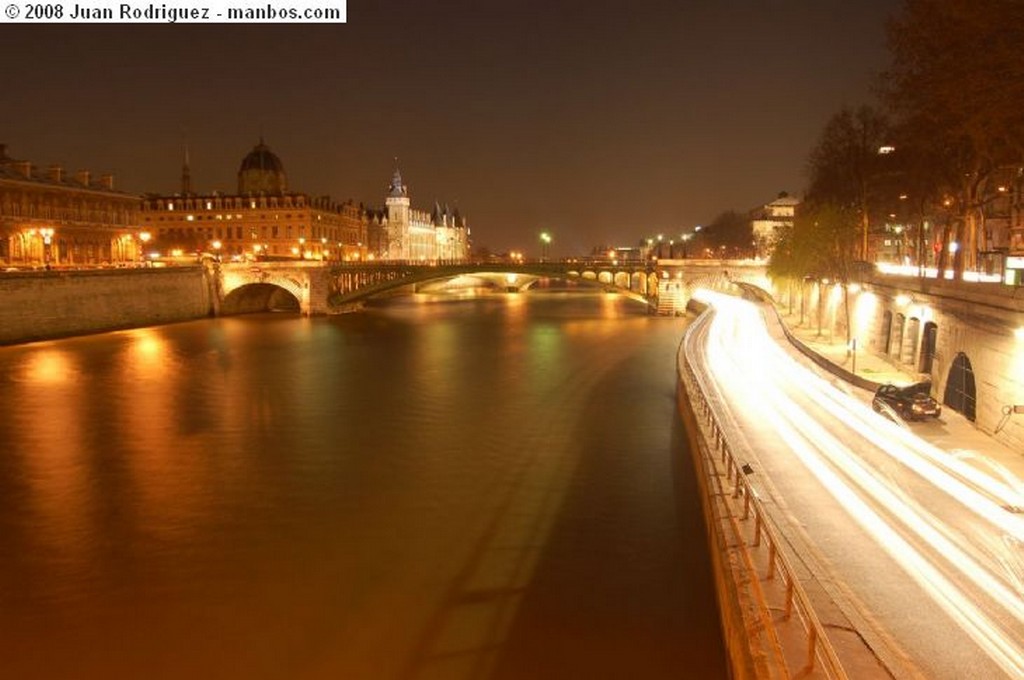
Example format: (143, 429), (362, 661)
(771, 275), (1024, 453)
(0, 268), (213, 345)
(674, 375), (766, 680)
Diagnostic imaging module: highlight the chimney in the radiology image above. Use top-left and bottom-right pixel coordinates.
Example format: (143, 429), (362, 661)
(48, 164), (64, 183)
(0, 143), (8, 160)
(75, 170), (91, 186)
(99, 174), (114, 190)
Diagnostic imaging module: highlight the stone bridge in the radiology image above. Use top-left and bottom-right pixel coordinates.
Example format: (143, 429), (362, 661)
(214, 259), (767, 316)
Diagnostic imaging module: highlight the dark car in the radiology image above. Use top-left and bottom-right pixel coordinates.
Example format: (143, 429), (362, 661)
(872, 382), (942, 421)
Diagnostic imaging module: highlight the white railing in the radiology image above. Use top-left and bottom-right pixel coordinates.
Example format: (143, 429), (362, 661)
(678, 308), (848, 680)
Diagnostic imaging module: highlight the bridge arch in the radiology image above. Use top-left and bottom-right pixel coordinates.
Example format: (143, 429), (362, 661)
(221, 282), (301, 315)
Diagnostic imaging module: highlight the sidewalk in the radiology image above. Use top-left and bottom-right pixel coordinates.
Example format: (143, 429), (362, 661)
(772, 306), (1024, 502)
(777, 307), (919, 388)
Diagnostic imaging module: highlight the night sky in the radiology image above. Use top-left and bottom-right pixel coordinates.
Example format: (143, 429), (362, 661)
(0, 0), (900, 255)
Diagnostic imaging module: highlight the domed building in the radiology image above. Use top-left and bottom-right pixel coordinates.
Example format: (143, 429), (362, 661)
(140, 140), (367, 262)
(237, 139), (287, 195)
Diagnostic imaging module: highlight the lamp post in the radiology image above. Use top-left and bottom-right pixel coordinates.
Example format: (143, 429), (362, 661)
(211, 239), (222, 262)
(298, 237), (306, 260)
(39, 228), (54, 269)
(540, 232), (552, 261)
(139, 231), (151, 265)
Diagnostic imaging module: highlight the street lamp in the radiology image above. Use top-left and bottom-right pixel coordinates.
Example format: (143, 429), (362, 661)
(138, 231), (151, 264)
(39, 227), (54, 268)
(211, 240), (222, 262)
(540, 232), (552, 261)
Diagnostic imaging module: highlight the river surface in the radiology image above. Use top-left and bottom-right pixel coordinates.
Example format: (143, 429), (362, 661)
(0, 291), (725, 679)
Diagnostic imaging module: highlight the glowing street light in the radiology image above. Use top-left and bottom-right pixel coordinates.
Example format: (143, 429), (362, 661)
(540, 232), (552, 261)
(39, 227), (54, 268)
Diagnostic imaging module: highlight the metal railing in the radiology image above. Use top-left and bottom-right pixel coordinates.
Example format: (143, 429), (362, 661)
(678, 308), (849, 680)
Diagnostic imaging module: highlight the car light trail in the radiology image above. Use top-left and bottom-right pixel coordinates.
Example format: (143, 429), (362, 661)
(691, 288), (1024, 679)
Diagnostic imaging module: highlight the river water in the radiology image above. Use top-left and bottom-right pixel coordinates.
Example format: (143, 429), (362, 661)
(0, 291), (725, 679)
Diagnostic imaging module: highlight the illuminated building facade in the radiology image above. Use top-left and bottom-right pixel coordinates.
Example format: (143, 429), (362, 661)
(373, 167), (470, 261)
(0, 143), (143, 267)
(140, 140), (368, 261)
(750, 192), (799, 259)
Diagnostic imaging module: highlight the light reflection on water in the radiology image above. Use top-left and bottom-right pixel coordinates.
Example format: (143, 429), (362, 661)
(0, 292), (724, 680)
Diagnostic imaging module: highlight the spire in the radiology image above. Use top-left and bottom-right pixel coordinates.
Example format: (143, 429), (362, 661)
(181, 143), (192, 195)
(388, 159), (406, 198)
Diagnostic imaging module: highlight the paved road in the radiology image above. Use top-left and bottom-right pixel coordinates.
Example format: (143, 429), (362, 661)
(687, 291), (1024, 680)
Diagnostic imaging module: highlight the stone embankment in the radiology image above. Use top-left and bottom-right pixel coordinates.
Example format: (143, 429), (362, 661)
(0, 267), (213, 345)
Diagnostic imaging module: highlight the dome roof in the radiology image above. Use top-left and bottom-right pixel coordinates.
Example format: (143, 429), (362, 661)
(238, 140), (284, 174)
(237, 138), (287, 195)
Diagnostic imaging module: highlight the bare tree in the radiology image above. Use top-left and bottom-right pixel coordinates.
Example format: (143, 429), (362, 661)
(806, 106), (892, 262)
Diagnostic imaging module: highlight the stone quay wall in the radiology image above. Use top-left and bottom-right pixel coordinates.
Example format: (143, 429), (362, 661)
(0, 267), (214, 345)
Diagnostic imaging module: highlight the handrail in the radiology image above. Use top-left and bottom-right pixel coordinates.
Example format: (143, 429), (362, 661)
(678, 308), (849, 680)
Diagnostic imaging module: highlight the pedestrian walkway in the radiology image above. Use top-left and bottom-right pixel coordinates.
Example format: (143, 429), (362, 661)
(776, 308), (919, 387)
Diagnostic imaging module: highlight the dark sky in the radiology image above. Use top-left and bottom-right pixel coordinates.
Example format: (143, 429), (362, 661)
(0, 0), (900, 255)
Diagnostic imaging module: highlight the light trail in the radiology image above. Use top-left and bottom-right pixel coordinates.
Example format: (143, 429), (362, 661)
(690, 289), (1024, 679)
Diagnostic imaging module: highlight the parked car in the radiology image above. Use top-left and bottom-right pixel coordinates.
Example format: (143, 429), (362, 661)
(872, 382), (942, 421)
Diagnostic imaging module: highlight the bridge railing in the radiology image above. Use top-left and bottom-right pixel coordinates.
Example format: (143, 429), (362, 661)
(678, 308), (848, 680)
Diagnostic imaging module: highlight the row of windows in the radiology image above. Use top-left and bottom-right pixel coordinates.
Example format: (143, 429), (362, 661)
(146, 213), (293, 221)
(156, 225), (359, 242)
(152, 197), (311, 211)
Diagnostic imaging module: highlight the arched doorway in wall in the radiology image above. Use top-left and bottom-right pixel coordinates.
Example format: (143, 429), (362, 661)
(879, 310), (893, 354)
(919, 322), (938, 374)
(943, 352), (976, 422)
(900, 317), (920, 366)
(889, 313), (905, 357)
